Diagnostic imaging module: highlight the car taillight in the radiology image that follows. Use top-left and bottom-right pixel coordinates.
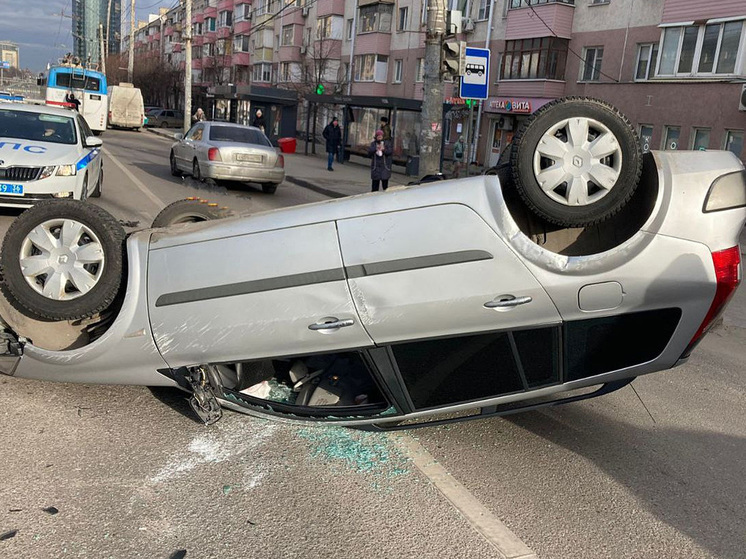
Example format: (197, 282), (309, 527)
(682, 245), (742, 357)
(208, 147), (221, 161)
(275, 154), (284, 168)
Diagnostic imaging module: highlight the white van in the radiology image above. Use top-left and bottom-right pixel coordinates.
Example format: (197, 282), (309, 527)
(107, 83), (144, 130)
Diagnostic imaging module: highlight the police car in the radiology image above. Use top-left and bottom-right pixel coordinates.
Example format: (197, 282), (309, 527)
(0, 103), (103, 207)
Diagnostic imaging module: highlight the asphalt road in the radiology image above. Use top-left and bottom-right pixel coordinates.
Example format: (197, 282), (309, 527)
(0, 129), (744, 559)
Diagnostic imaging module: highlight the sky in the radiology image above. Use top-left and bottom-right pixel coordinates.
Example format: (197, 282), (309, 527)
(0, 0), (174, 73)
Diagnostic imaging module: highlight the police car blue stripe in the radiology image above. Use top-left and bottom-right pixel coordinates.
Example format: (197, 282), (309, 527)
(76, 149), (99, 172)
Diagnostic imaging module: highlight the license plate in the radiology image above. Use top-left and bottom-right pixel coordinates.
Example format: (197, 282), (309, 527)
(236, 153), (262, 163)
(0, 183), (23, 196)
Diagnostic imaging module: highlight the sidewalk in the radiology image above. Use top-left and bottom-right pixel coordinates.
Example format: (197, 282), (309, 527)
(147, 127), (409, 198)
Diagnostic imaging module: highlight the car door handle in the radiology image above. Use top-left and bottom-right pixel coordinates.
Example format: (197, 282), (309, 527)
(484, 295), (533, 309)
(308, 318), (355, 331)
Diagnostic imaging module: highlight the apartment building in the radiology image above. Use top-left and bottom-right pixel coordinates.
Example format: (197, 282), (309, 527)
(128, 0), (746, 164)
(0, 41), (20, 69)
(72, 0), (122, 67)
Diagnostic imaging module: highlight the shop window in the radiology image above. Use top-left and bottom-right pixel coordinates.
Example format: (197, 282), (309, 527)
(663, 126), (680, 150)
(724, 130), (744, 159)
(691, 128), (710, 151)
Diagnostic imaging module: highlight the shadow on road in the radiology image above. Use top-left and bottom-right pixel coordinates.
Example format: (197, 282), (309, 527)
(507, 406), (746, 558)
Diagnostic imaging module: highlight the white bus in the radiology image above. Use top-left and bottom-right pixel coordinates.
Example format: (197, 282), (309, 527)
(39, 64), (108, 134)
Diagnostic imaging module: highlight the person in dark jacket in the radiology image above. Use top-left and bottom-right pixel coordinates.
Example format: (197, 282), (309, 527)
(322, 117), (342, 171)
(252, 109), (266, 133)
(368, 129), (393, 191)
(66, 92), (80, 112)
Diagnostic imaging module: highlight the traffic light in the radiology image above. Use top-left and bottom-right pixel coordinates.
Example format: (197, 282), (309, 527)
(316, 83), (325, 95)
(441, 37), (466, 79)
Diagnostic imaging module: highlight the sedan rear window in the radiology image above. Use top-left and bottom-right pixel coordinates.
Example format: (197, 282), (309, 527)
(0, 110), (77, 145)
(209, 126), (271, 146)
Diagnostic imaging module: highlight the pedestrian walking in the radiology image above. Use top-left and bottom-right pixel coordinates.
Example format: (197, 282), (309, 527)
(453, 135), (465, 178)
(380, 116), (392, 141)
(192, 108), (206, 123)
(322, 116), (342, 171)
(369, 129), (393, 191)
(252, 109), (266, 133)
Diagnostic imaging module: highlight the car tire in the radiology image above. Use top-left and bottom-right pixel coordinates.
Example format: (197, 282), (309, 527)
(151, 199), (233, 228)
(170, 151), (182, 177)
(192, 159), (202, 181)
(261, 183), (278, 194)
(90, 167), (102, 198)
(160, 121), (169, 128)
(0, 200), (126, 321)
(510, 97), (642, 227)
(80, 172), (89, 201)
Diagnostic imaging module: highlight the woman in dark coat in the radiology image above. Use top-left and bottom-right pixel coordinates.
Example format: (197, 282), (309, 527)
(368, 129), (393, 191)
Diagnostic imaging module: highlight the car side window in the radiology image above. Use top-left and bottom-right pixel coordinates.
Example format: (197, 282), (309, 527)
(77, 116), (93, 143)
(166, 111), (173, 118)
(187, 124), (204, 141)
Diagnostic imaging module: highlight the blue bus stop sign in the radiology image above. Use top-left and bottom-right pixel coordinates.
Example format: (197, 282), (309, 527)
(459, 47), (490, 100)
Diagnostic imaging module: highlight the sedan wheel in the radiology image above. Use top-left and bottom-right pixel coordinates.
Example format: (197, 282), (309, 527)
(510, 97), (642, 227)
(0, 201), (125, 321)
(152, 199), (233, 228)
(261, 183), (278, 195)
(170, 152), (182, 177)
(192, 159), (202, 181)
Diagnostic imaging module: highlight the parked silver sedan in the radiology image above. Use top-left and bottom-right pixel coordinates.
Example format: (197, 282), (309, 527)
(170, 121), (285, 194)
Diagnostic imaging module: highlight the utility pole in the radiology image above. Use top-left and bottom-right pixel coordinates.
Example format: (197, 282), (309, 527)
(184, 0), (192, 134)
(419, 0), (446, 176)
(128, 0), (135, 82)
(105, 0), (113, 66)
(99, 24), (106, 75)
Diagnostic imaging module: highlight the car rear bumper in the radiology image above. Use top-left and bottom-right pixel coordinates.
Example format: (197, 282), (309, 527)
(202, 162), (285, 184)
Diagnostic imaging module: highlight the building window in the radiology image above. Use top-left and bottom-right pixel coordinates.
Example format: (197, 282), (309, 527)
(500, 37), (568, 80)
(477, 0), (489, 21)
(316, 16), (341, 39)
(640, 124), (653, 153)
(353, 53), (388, 82)
(205, 17), (216, 32)
(233, 35), (249, 53)
(509, 0), (575, 8)
(663, 126), (680, 150)
(635, 43), (658, 81)
(691, 128), (710, 151)
(724, 130), (744, 159)
(359, 4), (394, 33)
(279, 61), (292, 81)
(282, 25), (294, 46)
(658, 21), (744, 77)
(398, 7), (409, 31)
(416, 57), (424, 82)
(202, 43), (215, 57)
(218, 10), (233, 28)
(253, 63), (272, 82)
(255, 0), (267, 16)
(193, 22), (203, 35)
(347, 19), (354, 40)
(234, 4), (250, 21)
(579, 46), (603, 81)
(393, 59), (403, 82)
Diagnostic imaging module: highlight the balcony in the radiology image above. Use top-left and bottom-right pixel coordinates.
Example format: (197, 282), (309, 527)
(506, 1), (574, 40)
(217, 0), (235, 10)
(354, 33), (391, 56)
(192, 13), (204, 23)
(278, 45), (302, 62)
(204, 7), (218, 18)
(193, 36), (204, 46)
(173, 44), (183, 53)
(235, 0), (250, 4)
(317, 0), (345, 17)
(217, 26), (231, 39)
(192, 59), (202, 69)
(202, 56), (215, 68)
(164, 26), (174, 36)
(234, 20), (251, 34)
(232, 52), (250, 66)
(204, 32), (217, 43)
(252, 47), (274, 63)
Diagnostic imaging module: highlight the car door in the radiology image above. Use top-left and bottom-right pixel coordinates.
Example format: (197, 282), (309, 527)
(76, 115), (101, 190)
(175, 123), (202, 168)
(336, 204), (563, 410)
(147, 221), (374, 368)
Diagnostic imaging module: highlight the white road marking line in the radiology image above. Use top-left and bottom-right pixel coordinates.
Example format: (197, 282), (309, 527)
(396, 433), (537, 559)
(102, 147), (165, 212)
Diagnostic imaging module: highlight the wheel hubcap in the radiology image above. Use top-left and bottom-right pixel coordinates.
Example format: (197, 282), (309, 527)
(19, 218), (105, 301)
(533, 117), (622, 207)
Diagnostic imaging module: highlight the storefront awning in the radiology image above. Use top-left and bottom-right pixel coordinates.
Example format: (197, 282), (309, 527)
(304, 93), (421, 112)
(209, 84), (298, 105)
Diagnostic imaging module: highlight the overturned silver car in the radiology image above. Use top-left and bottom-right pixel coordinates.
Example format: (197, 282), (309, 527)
(0, 98), (743, 429)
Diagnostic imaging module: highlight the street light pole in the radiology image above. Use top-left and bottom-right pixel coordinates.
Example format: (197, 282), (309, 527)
(128, 0), (135, 82)
(184, 0), (192, 134)
(419, 0), (446, 176)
